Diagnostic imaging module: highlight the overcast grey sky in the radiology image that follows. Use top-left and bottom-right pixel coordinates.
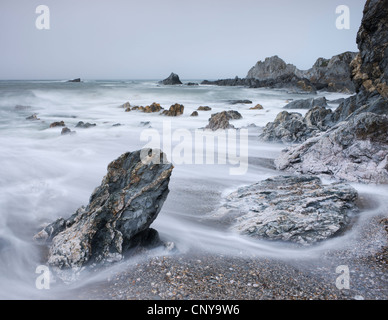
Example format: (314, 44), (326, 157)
(0, 0), (365, 80)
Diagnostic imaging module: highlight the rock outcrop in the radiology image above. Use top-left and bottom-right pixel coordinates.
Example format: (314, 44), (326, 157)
(276, 113), (388, 184)
(202, 52), (357, 93)
(260, 106), (332, 144)
(67, 78), (81, 83)
(205, 111), (242, 131)
(247, 56), (299, 81)
(211, 175), (358, 245)
(160, 73), (182, 85)
(34, 149), (173, 280)
(273, 0), (388, 184)
(162, 104), (184, 117)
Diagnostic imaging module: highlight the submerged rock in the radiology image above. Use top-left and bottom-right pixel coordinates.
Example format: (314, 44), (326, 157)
(211, 175), (358, 245)
(50, 121), (66, 128)
(26, 114), (40, 121)
(228, 100), (253, 105)
(190, 111), (199, 117)
(61, 127), (76, 135)
(34, 149), (173, 279)
(160, 73), (182, 85)
(75, 121), (96, 129)
(250, 104), (264, 110)
(205, 110), (242, 131)
(197, 106), (212, 111)
(67, 78), (81, 83)
(276, 113), (388, 184)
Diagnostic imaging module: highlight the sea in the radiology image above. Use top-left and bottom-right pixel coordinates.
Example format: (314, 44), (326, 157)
(0, 80), (386, 299)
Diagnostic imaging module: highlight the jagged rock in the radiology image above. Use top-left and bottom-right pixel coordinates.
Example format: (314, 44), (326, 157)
(190, 111), (199, 117)
(162, 104), (184, 116)
(67, 78), (81, 83)
(143, 102), (162, 113)
(210, 175), (358, 245)
(283, 97), (328, 110)
(260, 106), (333, 144)
(302, 52), (358, 93)
(50, 121), (65, 128)
(186, 82), (199, 86)
(160, 73), (182, 85)
(197, 106), (212, 111)
(260, 112), (308, 144)
(34, 149), (173, 280)
(205, 111), (242, 131)
(75, 121), (96, 129)
(247, 56), (299, 80)
(276, 113), (388, 184)
(26, 114), (40, 121)
(250, 104), (264, 110)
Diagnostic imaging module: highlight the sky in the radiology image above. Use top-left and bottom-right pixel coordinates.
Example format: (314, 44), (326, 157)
(0, 0), (366, 80)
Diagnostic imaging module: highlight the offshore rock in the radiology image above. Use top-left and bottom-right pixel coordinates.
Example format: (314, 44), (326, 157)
(160, 73), (182, 85)
(162, 103), (184, 116)
(34, 149), (174, 280)
(211, 175), (358, 245)
(205, 111), (242, 131)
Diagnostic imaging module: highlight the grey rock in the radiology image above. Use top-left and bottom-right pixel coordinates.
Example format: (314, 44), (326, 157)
(283, 97), (328, 110)
(34, 149), (173, 280)
(26, 114), (40, 121)
(75, 121), (97, 129)
(160, 73), (182, 85)
(61, 127), (75, 135)
(227, 100), (253, 105)
(247, 56), (299, 81)
(260, 107), (332, 144)
(211, 175), (358, 245)
(276, 112), (388, 184)
(67, 78), (81, 83)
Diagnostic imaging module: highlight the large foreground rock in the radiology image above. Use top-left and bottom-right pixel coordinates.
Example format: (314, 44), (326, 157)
(276, 113), (388, 184)
(34, 149), (173, 278)
(211, 175), (358, 245)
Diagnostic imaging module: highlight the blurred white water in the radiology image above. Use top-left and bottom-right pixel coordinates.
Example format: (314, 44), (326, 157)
(0, 80), (385, 299)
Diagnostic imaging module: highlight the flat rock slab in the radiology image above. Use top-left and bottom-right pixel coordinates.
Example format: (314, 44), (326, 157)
(211, 175), (358, 245)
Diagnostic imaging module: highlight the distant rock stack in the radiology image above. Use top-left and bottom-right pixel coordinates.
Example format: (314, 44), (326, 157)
(160, 73), (182, 85)
(67, 78), (81, 83)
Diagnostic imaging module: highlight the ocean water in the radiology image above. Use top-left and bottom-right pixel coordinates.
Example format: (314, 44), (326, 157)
(0, 80), (386, 299)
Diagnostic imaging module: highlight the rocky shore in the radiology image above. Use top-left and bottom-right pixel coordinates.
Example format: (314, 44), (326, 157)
(32, 0), (388, 301)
